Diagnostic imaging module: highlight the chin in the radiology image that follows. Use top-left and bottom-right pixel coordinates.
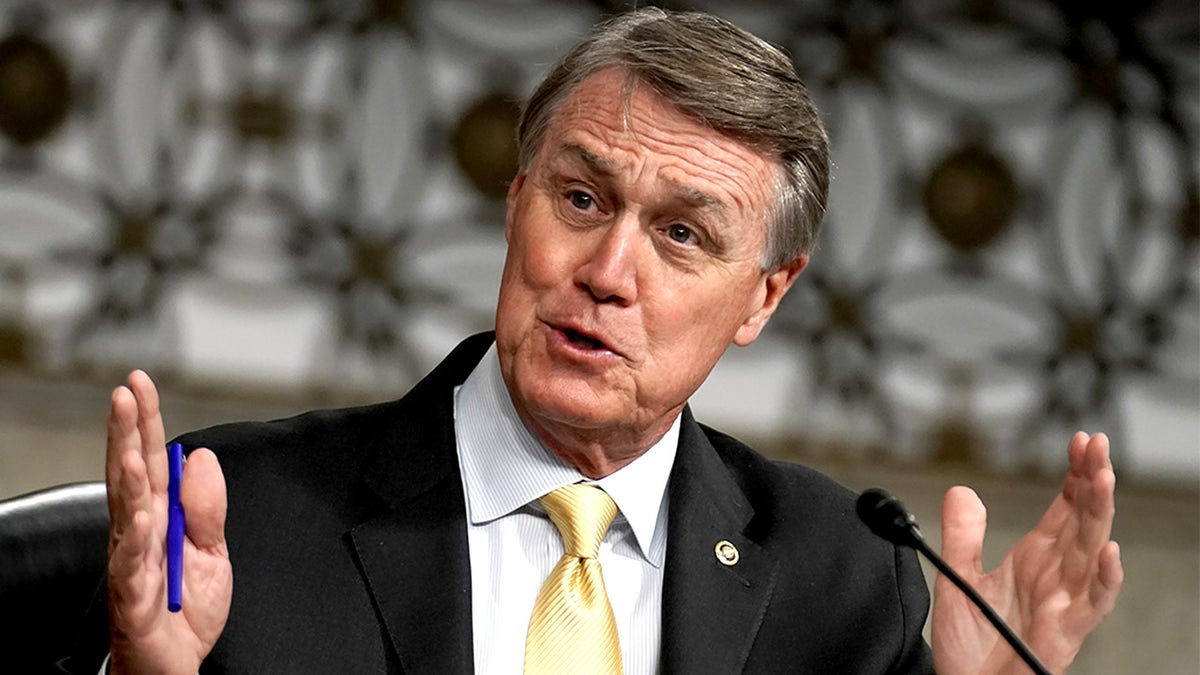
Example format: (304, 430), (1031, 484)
(518, 378), (628, 432)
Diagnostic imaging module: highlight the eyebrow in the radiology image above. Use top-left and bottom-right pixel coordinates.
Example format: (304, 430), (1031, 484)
(554, 142), (728, 215)
(663, 177), (726, 214)
(557, 143), (616, 176)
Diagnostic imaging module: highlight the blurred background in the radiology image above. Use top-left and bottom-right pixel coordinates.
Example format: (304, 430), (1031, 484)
(0, 0), (1195, 670)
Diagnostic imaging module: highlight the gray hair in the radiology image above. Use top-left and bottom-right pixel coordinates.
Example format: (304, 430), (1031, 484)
(516, 8), (829, 269)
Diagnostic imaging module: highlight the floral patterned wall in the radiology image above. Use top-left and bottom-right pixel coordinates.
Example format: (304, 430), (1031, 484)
(0, 0), (1195, 481)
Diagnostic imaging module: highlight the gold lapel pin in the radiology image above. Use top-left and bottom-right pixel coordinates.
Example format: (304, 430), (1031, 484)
(714, 540), (739, 566)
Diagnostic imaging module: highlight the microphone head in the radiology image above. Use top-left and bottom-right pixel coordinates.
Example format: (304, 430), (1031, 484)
(856, 488), (922, 548)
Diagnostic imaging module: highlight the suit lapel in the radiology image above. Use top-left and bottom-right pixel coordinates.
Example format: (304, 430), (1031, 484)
(349, 476), (473, 674)
(338, 334), (779, 674)
(346, 333), (494, 674)
(660, 410), (778, 674)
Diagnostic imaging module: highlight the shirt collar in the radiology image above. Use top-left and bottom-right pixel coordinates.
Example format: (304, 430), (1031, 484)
(454, 343), (677, 567)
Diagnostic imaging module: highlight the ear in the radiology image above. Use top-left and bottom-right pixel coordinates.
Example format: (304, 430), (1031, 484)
(733, 254), (809, 347)
(504, 174), (527, 243)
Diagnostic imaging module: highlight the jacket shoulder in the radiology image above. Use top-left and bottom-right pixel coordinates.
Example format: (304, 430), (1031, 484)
(173, 331), (495, 480)
(698, 423), (861, 521)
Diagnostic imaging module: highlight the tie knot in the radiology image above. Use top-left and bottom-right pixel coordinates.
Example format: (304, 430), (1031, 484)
(540, 483), (619, 559)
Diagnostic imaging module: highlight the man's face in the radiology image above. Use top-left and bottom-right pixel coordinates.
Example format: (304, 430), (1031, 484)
(495, 68), (806, 459)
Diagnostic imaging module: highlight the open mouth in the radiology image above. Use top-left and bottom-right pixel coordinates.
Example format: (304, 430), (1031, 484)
(563, 328), (606, 351)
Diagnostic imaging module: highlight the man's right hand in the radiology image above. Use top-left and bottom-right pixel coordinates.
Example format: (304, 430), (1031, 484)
(105, 370), (232, 674)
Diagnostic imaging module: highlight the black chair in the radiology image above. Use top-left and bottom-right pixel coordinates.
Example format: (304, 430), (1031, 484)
(0, 482), (109, 674)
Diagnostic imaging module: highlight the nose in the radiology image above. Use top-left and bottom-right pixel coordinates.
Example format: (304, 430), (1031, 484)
(575, 217), (639, 305)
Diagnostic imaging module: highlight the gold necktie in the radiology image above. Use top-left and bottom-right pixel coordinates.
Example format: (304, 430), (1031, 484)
(524, 483), (624, 675)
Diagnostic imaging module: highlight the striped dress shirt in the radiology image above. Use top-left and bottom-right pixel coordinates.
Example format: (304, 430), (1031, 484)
(454, 344), (678, 675)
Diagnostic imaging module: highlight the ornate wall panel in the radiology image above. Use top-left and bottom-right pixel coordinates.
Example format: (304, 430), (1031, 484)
(0, 0), (1195, 482)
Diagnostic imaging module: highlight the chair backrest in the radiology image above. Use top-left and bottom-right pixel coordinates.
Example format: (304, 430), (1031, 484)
(0, 482), (110, 674)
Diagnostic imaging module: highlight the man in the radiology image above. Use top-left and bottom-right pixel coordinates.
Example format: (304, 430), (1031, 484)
(87, 8), (1122, 674)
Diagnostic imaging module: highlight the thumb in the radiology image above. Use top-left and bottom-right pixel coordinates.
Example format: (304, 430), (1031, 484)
(941, 485), (986, 581)
(180, 448), (227, 549)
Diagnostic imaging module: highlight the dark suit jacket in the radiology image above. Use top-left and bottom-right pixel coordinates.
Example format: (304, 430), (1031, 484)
(71, 332), (934, 673)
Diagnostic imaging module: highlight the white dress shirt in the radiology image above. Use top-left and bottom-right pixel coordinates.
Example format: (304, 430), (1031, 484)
(454, 344), (678, 675)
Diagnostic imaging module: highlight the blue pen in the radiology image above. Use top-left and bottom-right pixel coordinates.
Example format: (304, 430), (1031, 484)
(167, 441), (185, 612)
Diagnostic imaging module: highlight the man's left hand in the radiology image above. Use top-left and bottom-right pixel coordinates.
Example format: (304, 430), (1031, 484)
(932, 431), (1124, 675)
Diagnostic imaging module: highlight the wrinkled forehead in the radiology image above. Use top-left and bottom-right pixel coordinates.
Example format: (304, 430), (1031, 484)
(543, 69), (783, 194)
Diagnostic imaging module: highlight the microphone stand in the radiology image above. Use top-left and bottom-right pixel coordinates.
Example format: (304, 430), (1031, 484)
(858, 489), (1052, 675)
(905, 531), (1051, 675)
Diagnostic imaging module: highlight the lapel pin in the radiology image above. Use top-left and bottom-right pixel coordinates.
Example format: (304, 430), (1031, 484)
(714, 540), (739, 566)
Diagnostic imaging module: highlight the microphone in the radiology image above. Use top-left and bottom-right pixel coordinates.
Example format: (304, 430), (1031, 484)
(856, 488), (1051, 675)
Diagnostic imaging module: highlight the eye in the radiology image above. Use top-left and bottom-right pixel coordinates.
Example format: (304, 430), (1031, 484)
(666, 223), (695, 244)
(568, 190), (595, 211)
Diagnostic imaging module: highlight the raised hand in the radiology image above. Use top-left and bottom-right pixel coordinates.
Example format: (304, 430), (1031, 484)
(105, 370), (232, 674)
(931, 432), (1124, 674)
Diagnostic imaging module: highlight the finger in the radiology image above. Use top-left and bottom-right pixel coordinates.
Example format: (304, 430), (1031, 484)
(1061, 431), (1090, 504)
(106, 385), (141, 516)
(112, 449), (156, 542)
(940, 486), (987, 580)
(180, 448), (228, 550)
(1069, 431), (1112, 488)
(1083, 433), (1115, 508)
(1084, 431), (1112, 469)
(108, 430), (153, 551)
(108, 507), (153, 582)
(1090, 541), (1123, 615)
(107, 509), (163, 633)
(1036, 432), (1111, 540)
(128, 370), (168, 496)
(1074, 434), (1116, 556)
